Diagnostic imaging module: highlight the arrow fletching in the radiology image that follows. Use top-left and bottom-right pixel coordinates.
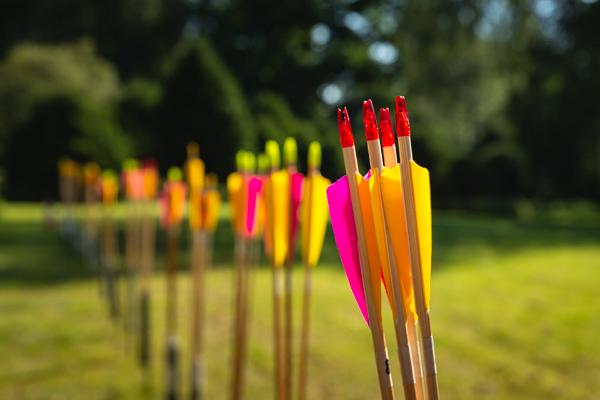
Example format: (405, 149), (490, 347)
(300, 173), (330, 267)
(410, 161), (432, 308)
(326, 176), (369, 325)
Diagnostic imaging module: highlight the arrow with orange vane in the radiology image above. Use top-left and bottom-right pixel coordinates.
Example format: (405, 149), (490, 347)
(394, 96), (438, 399)
(160, 166), (187, 400)
(185, 142), (207, 400)
(282, 137), (304, 400)
(200, 172), (221, 269)
(264, 140), (289, 400)
(82, 162), (101, 269)
(100, 170), (120, 323)
(378, 106), (426, 398)
(229, 151), (263, 400)
(139, 159), (159, 371)
(326, 107), (395, 400)
(297, 142), (330, 400)
(121, 159), (143, 346)
(362, 99), (420, 400)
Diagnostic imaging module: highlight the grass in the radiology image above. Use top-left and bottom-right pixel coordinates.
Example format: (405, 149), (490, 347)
(0, 203), (599, 399)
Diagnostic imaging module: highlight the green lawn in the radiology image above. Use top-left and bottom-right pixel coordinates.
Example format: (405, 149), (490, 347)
(0, 203), (599, 399)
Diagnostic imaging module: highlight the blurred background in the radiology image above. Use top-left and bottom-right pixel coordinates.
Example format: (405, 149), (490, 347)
(0, 1), (599, 399)
(1, 0), (599, 205)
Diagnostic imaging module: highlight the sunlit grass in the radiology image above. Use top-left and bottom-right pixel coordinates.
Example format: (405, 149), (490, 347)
(0, 203), (599, 399)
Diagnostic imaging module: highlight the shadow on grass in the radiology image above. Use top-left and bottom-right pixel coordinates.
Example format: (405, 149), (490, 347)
(431, 212), (600, 267)
(1, 210), (599, 286)
(0, 222), (92, 285)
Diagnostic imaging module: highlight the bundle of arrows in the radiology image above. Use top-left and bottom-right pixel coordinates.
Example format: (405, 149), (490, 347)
(258, 138), (329, 400)
(160, 166), (187, 400)
(138, 159), (159, 372)
(326, 96), (438, 400)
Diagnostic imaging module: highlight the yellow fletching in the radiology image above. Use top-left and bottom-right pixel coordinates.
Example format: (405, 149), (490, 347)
(367, 170), (396, 316)
(227, 172), (245, 236)
(143, 168), (158, 200)
(356, 173), (382, 318)
(380, 165), (417, 321)
(300, 174), (330, 267)
(201, 190), (221, 231)
(186, 158), (205, 193)
(265, 170), (289, 267)
(101, 172), (119, 205)
(410, 161), (432, 309)
(169, 183), (187, 224)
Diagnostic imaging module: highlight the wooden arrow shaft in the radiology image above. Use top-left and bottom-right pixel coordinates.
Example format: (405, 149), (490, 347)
(398, 136), (439, 400)
(343, 146), (395, 400)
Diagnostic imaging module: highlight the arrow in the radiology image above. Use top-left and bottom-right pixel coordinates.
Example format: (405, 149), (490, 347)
(362, 99), (418, 400)
(100, 170), (120, 323)
(395, 96), (438, 399)
(330, 107), (395, 399)
(139, 159), (158, 371)
(379, 106), (425, 398)
(161, 166), (187, 400)
(264, 140), (289, 400)
(297, 141), (330, 400)
(186, 142), (207, 400)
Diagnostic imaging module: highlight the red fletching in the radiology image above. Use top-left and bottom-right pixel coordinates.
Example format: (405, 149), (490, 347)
(337, 107), (355, 148)
(395, 96), (411, 137)
(362, 99), (379, 141)
(379, 107), (395, 147)
(142, 158), (158, 170)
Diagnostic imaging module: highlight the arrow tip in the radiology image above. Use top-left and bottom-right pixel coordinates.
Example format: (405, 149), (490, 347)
(379, 107), (395, 147)
(395, 96), (411, 137)
(362, 99), (379, 141)
(337, 107), (355, 148)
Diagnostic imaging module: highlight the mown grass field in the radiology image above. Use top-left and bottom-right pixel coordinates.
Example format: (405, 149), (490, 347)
(0, 203), (599, 399)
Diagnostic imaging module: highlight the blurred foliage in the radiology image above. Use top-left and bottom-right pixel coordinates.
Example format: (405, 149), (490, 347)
(0, 0), (598, 202)
(0, 40), (131, 199)
(156, 38), (255, 178)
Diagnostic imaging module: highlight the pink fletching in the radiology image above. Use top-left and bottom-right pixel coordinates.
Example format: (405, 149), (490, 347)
(288, 172), (305, 258)
(245, 175), (263, 237)
(326, 176), (369, 325)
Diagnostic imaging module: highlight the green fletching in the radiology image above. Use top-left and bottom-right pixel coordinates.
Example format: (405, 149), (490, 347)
(168, 166), (183, 182)
(236, 150), (247, 171)
(283, 137), (297, 165)
(246, 152), (256, 173)
(122, 158), (138, 171)
(257, 153), (270, 173)
(102, 169), (117, 180)
(265, 140), (281, 170)
(308, 141), (322, 169)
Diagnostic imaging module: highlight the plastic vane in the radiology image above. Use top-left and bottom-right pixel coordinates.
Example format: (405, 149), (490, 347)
(227, 151), (246, 237)
(326, 177), (368, 324)
(366, 170), (397, 315)
(300, 158), (330, 267)
(245, 176), (263, 237)
(284, 137), (305, 258)
(265, 141), (290, 268)
(142, 160), (159, 200)
(379, 166), (417, 320)
(186, 143), (206, 231)
(160, 167), (187, 228)
(288, 172), (304, 254)
(83, 162), (101, 189)
(355, 172), (383, 319)
(101, 170), (119, 205)
(201, 174), (221, 232)
(410, 161), (432, 308)
(265, 169), (289, 267)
